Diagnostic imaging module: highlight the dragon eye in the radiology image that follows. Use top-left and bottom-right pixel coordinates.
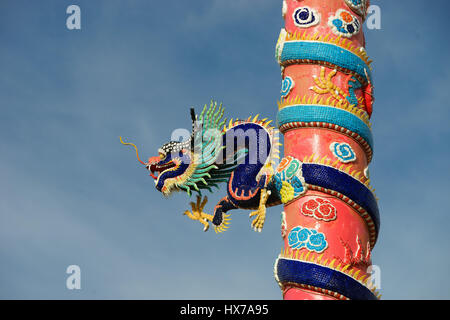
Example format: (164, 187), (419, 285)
(159, 152), (166, 160)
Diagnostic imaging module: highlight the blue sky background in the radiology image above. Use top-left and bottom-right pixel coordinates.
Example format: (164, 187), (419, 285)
(1, 0), (449, 299)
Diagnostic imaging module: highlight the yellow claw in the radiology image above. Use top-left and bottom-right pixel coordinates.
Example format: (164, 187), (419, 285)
(249, 189), (271, 232)
(183, 195), (213, 232)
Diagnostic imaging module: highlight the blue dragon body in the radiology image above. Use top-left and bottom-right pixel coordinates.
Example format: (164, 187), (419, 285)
(122, 101), (281, 232)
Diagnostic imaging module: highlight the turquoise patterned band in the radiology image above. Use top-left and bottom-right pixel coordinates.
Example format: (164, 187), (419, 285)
(280, 41), (372, 84)
(277, 104), (373, 153)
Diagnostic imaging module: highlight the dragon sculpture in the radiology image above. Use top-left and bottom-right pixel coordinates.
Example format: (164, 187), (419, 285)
(121, 0), (381, 300)
(120, 101), (282, 233)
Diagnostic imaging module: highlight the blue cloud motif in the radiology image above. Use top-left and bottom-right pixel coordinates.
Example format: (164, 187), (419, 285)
(307, 232), (328, 252)
(292, 7), (320, 28)
(330, 142), (356, 163)
(273, 173), (283, 192)
(290, 175), (305, 195)
(288, 226), (309, 249)
(288, 226), (328, 253)
(281, 76), (294, 98)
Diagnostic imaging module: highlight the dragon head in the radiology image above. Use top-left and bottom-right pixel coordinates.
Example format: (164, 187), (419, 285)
(121, 102), (230, 197)
(146, 139), (193, 196)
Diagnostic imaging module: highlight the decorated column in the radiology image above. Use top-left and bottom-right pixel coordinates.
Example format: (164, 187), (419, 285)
(273, 0), (380, 300)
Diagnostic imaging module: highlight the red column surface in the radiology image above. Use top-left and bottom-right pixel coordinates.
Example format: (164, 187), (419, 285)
(275, 0), (379, 300)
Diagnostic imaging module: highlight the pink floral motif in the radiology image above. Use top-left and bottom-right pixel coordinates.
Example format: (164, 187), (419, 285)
(301, 198), (337, 221)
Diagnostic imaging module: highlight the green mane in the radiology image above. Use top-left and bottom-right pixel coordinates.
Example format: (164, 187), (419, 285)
(177, 101), (246, 196)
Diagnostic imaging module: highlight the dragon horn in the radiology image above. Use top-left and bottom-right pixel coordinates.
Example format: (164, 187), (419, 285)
(190, 108), (197, 152)
(119, 136), (146, 165)
(190, 108), (197, 127)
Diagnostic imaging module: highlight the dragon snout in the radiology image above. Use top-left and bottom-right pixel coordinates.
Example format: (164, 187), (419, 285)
(146, 156), (160, 179)
(146, 156), (177, 181)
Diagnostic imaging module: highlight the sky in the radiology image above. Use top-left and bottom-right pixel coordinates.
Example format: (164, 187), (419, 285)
(0, 0), (449, 299)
